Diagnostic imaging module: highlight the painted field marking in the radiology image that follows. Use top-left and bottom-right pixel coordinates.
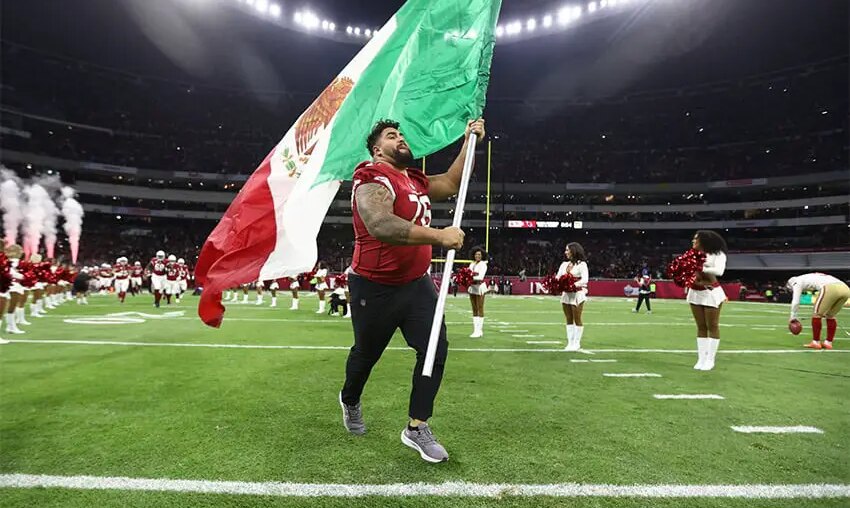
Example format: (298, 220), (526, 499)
(0, 474), (847, 499)
(7, 340), (848, 355)
(603, 373), (661, 378)
(570, 359), (590, 363)
(731, 426), (823, 434)
(527, 341), (562, 345)
(654, 394), (725, 400)
(513, 334), (544, 338)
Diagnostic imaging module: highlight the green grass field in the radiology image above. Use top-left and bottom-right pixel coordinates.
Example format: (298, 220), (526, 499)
(1, 292), (848, 507)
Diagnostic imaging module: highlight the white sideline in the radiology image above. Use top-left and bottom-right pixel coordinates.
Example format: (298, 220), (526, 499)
(7, 340), (849, 354)
(603, 373), (662, 378)
(0, 474), (847, 499)
(731, 426), (824, 434)
(654, 394), (725, 400)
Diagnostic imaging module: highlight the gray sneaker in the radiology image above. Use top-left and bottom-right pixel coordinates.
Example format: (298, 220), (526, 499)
(339, 392), (366, 435)
(401, 423), (449, 463)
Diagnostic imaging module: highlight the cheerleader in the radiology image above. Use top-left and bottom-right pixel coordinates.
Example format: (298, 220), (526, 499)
(4, 244), (28, 335)
(467, 248), (488, 338)
(558, 242), (589, 351)
(289, 277), (300, 310)
(0, 251), (10, 344)
(687, 230), (728, 371)
(314, 261), (329, 314)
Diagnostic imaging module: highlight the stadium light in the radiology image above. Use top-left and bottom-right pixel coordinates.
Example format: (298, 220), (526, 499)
(506, 20), (522, 35)
(321, 20), (330, 30)
(495, 25), (505, 37)
(293, 11), (302, 24)
(301, 10), (320, 29)
(269, 3), (281, 18)
(329, 22), (336, 31)
(588, 1), (598, 13)
(354, 27), (361, 35)
(365, 28), (372, 37)
(346, 26), (353, 34)
(600, 0), (608, 7)
(254, 0), (268, 15)
(527, 18), (537, 32)
(542, 14), (553, 28)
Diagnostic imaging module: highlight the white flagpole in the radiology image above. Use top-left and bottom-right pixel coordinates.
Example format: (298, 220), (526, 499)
(422, 134), (478, 377)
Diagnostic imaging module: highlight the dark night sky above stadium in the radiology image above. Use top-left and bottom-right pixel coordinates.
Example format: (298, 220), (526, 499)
(2, 0), (847, 101)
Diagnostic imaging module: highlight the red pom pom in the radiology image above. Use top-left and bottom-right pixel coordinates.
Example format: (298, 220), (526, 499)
(452, 267), (474, 287)
(542, 273), (579, 295)
(789, 319), (803, 335)
(0, 253), (10, 293)
(334, 273), (348, 288)
(666, 249), (707, 288)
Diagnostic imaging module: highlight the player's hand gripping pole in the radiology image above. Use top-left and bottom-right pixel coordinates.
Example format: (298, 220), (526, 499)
(422, 134), (478, 377)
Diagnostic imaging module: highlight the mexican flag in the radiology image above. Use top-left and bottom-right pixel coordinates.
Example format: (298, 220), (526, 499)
(196, 0), (502, 327)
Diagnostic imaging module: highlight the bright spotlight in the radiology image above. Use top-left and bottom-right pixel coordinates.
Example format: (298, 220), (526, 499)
(302, 10), (319, 29)
(365, 28), (372, 37)
(321, 20), (329, 30)
(588, 1), (598, 13)
(346, 26), (353, 34)
(527, 18), (537, 31)
(294, 11), (302, 24)
(542, 14), (553, 27)
(506, 20), (522, 35)
(495, 25), (505, 37)
(329, 22), (336, 31)
(354, 27), (361, 35)
(557, 7), (571, 25)
(600, 0), (608, 7)
(269, 3), (281, 18)
(254, 0), (268, 14)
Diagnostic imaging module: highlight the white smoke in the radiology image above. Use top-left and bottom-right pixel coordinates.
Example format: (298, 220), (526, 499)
(0, 167), (23, 246)
(61, 187), (85, 264)
(33, 174), (62, 259)
(23, 184), (51, 256)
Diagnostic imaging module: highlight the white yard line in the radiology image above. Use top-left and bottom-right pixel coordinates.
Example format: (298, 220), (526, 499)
(654, 394), (725, 400)
(570, 359), (590, 363)
(603, 373), (662, 378)
(0, 474), (847, 499)
(8, 340), (848, 354)
(513, 334), (544, 338)
(527, 341), (562, 345)
(731, 426), (824, 434)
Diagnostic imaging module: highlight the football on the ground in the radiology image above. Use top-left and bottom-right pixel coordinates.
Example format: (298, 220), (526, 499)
(789, 319), (803, 335)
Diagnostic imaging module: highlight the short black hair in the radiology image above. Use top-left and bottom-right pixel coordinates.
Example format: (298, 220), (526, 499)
(366, 119), (400, 156)
(695, 230), (728, 254)
(566, 242), (587, 262)
(471, 246), (488, 259)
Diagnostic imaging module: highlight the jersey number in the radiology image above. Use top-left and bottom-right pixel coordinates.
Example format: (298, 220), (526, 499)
(408, 194), (432, 227)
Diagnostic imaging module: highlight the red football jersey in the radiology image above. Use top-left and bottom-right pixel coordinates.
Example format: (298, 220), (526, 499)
(148, 257), (167, 276)
(165, 262), (180, 281)
(113, 263), (129, 279)
(351, 161), (432, 285)
(178, 265), (189, 280)
(131, 266), (144, 277)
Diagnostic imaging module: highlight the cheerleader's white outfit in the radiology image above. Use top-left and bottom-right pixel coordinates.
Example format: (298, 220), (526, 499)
(467, 261), (488, 296)
(686, 253), (727, 308)
(557, 261), (589, 306)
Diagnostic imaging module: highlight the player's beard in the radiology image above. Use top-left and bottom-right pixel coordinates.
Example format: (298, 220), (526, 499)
(391, 146), (414, 167)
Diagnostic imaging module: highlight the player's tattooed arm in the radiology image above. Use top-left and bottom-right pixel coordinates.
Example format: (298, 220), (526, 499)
(355, 183), (463, 248)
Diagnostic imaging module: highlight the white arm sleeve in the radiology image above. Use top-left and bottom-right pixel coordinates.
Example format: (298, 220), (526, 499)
(556, 262), (567, 278)
(701, 253), (727, 276)
(472, 263), (487, 282)
(577, 263), (589, 288)
(790, 284), (803, 320)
